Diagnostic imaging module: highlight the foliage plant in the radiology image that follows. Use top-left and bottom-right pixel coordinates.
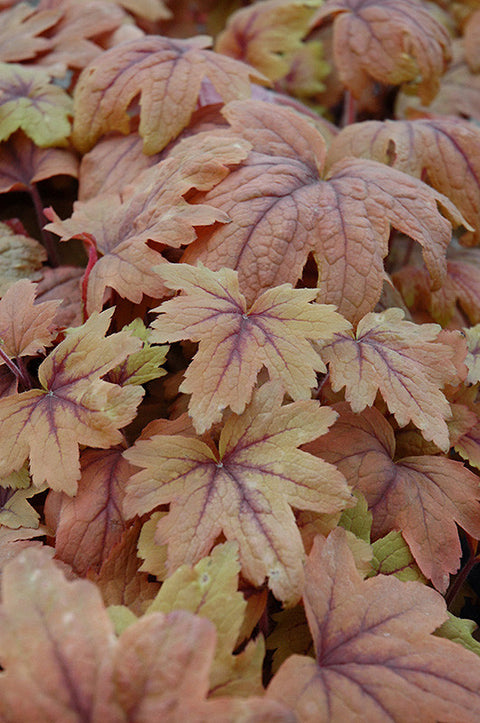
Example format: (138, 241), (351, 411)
(2, 0), (480, 719)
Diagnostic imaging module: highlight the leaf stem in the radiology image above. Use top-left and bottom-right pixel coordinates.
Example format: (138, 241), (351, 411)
(29, 183), (60, 267)
(0, 346), (32, 389)
(445, 554), (479, 608)
(341, 89), (358, 127)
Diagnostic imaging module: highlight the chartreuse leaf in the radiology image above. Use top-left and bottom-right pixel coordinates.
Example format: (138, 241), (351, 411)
(0, 548), (292, 721)
(370, 531), (427, 584)
(435, 613), (480, 658)
(152, 262), (350, 433)
(108, 319), (168, 387)
(145, 542), (265, 697)
(124, 381), (353, 606)
(0, 63), (72, 147)
(267, 528), (480, 722)
(0, 309), (143, 495)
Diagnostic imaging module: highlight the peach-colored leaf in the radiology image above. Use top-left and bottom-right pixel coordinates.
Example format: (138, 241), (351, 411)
(0, 131), (78, 195)
(327, 117), (480, 245)
(465, 324), (480, 384)
(71, 34), (267, 153)
(215, 0), (321, 82)
(89, 521), (159, 616)
(0, 279), (59, 359)
(35, 266), (83, 329)
(183, 100), (464, 323)
(0, 63), (72, 147)
(45, 131), (250, 314)
(47, 447), (134, 575)
(316, 308), (464, 450)
(393, 247), (480, 327)
(0, 548), (292, 722)
(124, 381), (353, 606)
(110, 0), (171, 21)
(0, 480), (46, 529)
(0, 1), (60, 63)
(395, 40), (480, 122)
(37, 0), (128, 73)
(310, 0), (451, 103)
(0, 309), (143, 494)
(304, 404), (480, 590)
(151, 262), (350, 432)
(267, 528), (480, 722)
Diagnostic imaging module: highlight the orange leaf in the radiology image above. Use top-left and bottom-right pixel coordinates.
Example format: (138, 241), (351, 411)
(327, 117), (480, 245)
(316, 308), (464, 450)
(183, 100), (464, 323)
(310, 0), (451, 103)
(267, 528), (480, 721)
(151, 262), (350, 432)
(123, 381), (353, 605)
(0, 309), (143, 494)
(71, 34), (267, 153)
(304, 404), (480, 590)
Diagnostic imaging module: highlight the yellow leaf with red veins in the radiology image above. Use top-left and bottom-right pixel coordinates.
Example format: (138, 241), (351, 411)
(151, 262), (350, 432)
(71, 34), (268, 153)
(309, 0), (451, 103)
(267, 528), (480, 721)
(124, 381), (353, 606)
(183, 100), (465, 323)
(0, 63), (72, 147)
(216, 0), (322, 82)
(146, 542), (265, 697)
(0, 309), (143, 495)
(316, 308), (464, 450)
(304, 404), (480, 590)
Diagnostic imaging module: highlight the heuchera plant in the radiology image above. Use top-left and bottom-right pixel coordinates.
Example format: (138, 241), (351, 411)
(2, 0), (480, 719)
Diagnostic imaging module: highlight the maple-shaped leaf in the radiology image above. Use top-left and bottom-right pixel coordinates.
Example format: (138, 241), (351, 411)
(316, 308), (465, 450)
(0, 279), (59, 360)
(0, 2), (60, 63)
(0, 309), (143, 495)
(0, 63), (72, 147)
(215, 0), (321, 82)
(309, 0), (451, 103)
(151, 262), (350, 433)
(45, 447), (134, 575)
(71, 34), (268, 154)
(45, 131), (250, 314)
(327, 117), (480, 245)
(267, 528), (480, 722)
(124, 381), (353, 606)
(304, 403), (480, 590)
(0, 131), (78, 195)
(146, 542), (265, 697)
(0, 547), (293, 722)
(183, 100), (465, 322)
